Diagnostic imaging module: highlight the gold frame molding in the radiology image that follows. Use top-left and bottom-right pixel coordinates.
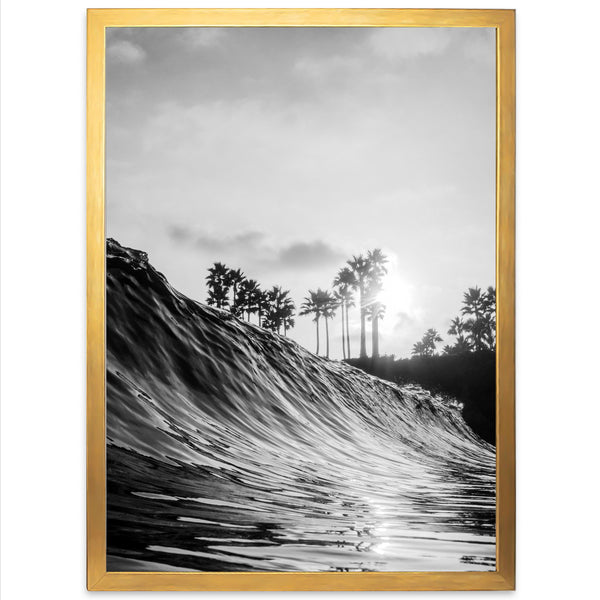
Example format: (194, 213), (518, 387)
(87, 8), (515, 591)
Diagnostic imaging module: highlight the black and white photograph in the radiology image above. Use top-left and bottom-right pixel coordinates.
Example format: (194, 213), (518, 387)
(105, 25), (497, 573)
(8, 1), (600, 597)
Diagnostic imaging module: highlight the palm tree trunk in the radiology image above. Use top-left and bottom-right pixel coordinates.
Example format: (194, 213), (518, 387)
(359, 285), (367, 358)
(316, 317), (320, 355)
(340, 303), (346, 359)
(345, 301), (351, 359)
(372, 315), (379, 359)
(325, 317), (330, 359)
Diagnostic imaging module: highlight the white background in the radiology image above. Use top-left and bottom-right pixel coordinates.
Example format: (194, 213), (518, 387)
(2, 0), (599, 598)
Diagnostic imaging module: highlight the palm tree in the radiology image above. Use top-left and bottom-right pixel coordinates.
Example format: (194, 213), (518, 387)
(412, 340), (426, 357)
(412, 328), (443, 357)
(443, 337), (472, 355)
(366, 295), (386, 358)
(262, 286), (280, 333)
(368, 249), (388, 277)
(256, 289), (270, 327)
(235, 279), (249, 320)
(424, 328), (443, 355)
(281, 302), (295, 336)
(482, 286), (496, 350)
(263, 286), (296, 335)
(365, 249), (388, 359)
(206, 262), (230, 309)
(237, 278), (261, 322)
(227, 268), (246, 316)
(278, 291), (296, 336)
(462, 286), (486, 316)
(342, 291), (355, 358)
(318, 289), (338, 359)
(300, 290), (322, 354)
(461, 286), (496, 351)
(333, 267), (356, 359)
(333, 290), (346, 358)
(448, 316), (466, 338)
(347, 255), (371, 358)
(461, 286), (486, 350)
(299, 288), (335, 356)
(446, 316), (472, 354)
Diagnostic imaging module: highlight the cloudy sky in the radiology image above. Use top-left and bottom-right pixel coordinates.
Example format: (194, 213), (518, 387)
(106, 26), (496, 359)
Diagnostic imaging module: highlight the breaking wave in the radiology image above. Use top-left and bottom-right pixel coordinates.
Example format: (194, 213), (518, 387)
(106, 238), (496, 572)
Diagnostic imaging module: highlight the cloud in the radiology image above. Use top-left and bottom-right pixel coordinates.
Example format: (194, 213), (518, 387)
(168, 225), (193, 242)
(460, 29), (496, 67)
(107, 40), (147, 65)
(169, 226), (264, 253)
(294, 55), (363, 79)
(393, 311), (416, 333)
(196, 231), (264, 252)
(276, 241), (344, 269)
(368, 27), (495, 67)
(180, 28), (225, 49)
(368, 28), (454, 60)
(169, 228), (343, 272)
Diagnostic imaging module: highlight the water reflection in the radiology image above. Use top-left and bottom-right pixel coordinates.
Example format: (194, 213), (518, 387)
(107, 442), (495, 572)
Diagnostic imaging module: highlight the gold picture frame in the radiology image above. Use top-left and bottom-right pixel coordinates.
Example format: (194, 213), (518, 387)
(87, 8), (515, 591)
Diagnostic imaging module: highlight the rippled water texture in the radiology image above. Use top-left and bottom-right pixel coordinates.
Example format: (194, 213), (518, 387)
(106, 239), (496, 572)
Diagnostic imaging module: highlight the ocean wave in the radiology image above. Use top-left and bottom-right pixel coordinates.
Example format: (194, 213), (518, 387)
(106, 238), (495, 572)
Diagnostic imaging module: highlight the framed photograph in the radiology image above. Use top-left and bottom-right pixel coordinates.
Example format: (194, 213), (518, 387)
(87, 8), (515, 591)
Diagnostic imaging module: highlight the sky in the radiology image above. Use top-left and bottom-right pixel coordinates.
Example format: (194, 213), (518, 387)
(106, 26), (496, 359)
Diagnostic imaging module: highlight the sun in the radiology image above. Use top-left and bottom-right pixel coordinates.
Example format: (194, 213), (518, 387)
(375, 254), (412, 336)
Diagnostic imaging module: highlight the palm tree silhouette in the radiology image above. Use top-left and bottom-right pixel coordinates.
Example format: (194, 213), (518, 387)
(280, 294), (296, 336)
(263, 286), (296, 335)
(446, 316), (472, 354)
(461, 286), (496, 351)
(227, 268), (246, 316)
(412, 340), (426, 357)
(342, 291), (355, 358)
(276, 289), (296, 336)
(263, 286), (280, 333)
(333, 267), (356, 359)
(237, 278), (261, 322)
(412, 328), (443, 357)
(319, 289), (338, 359)
(206, 262), (230, 309)
(333, 290), (346, 358)
(346, 255), (371, 358)
(365, 249), (388, 358)
(282, 313), (295, 336)
(426, 328), (443, 355)
(366, 294), (386, 358)
(256, 289), (270, 327)
(482, 286), (496, 350)
(300, 290), (322, 354)
(299, 289), (336, 356)
(446, 287), (496, 353)
(448, 316), (466, 337)
(443, 337), (472, 355)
